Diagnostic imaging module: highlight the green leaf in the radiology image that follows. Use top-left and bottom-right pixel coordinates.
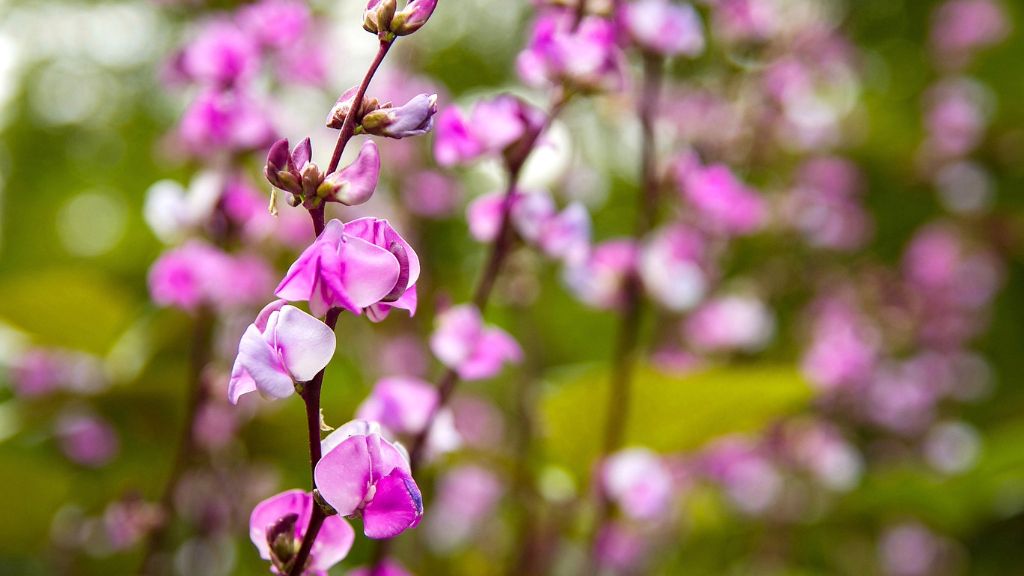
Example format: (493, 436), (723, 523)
(540, 364), (813, 478)
(0, 268), (140, 355)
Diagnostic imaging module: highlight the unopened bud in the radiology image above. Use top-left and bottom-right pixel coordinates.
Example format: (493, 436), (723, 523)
(391, 0), (438, 36)
(363, 0), (397, 35)
(266, 513), (300, 567)
(326, 88), (382, 130)
(361, 93), (438, 139)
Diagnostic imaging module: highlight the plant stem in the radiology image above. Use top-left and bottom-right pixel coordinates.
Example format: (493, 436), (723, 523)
(328, 39), (393, 175)
(586, 53), (664, 571)
(286, 39), (395, 575)
(139, 308), (215, 575)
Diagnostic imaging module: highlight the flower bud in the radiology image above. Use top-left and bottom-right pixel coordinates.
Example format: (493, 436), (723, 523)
(391, 0), (437, 36)
(300, 160), (325, 198)
(264, 138), (302, 195)
(266, 513), (300, 567)
(364, 0), (397, 35)
(361, 93), (438, 139)
(318, 140), (381, 206)
(326, 87), (382, 129)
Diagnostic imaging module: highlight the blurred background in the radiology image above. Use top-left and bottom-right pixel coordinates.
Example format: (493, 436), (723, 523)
(0, 0), (1023, 574)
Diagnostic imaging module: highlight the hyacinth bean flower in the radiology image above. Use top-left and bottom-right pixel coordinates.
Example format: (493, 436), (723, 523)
(677, 160), (766, 236)
(619, 0), (705, 57)
(228, 300), (337, 404)
(314, 420), (424, 538)
(429, 304), (523, 381)
(434, 95), (545, 167)
(239, 0), (312, 49)
(517, 11), (624, 92)
(601, 448), (674, 522)
(148, 241), (274, 313)
(565, 239), (638, 310)
(637, 225), (708, 312)
(364, 0), (437, 36)
(250, 489), (354, 575)
(511, 191), (591, 263)
(361, 94), (438, 139)
(318, 140), (380, 206)
(275, 218), (419, 319)
(356, 377), (462, 458)
(684, 295), (775, 353)
(179, 89), (276, 157)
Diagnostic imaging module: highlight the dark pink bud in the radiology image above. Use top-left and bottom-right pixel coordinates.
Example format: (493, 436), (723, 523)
(291, 137), (312, 169)
(364, 0), (397, 35)
(265, 138), (302, 194)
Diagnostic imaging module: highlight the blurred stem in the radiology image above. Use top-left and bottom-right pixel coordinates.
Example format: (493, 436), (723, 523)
(287, 38), (396, 576)
(586, 53), (664, 571)
(139, 308), (214, 575)
(369, 92), (572, 572)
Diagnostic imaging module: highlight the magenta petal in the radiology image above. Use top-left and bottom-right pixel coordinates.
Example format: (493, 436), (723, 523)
(314, 436), (372, 516)
(308, 514), (356, 571)
(249, 489), (311, 562)
(275, 220), (345, 304)
(340, 236), (401, 308)
(457, 327), (522, 381)
(362, 469), (423, 539)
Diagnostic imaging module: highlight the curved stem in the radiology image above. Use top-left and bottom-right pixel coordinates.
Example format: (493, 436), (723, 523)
(585, 53), (664, 572)
(139, 309), (215, 575)
(328, 39), (393, 175)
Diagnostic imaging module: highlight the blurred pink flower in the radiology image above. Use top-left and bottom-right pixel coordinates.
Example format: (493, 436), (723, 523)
(430, 305), (522, 381)
(619, 0), (705, 57)
(602, 448), (674, 521)
(565, 239), (638, 310)
(56, 410), (120, 468)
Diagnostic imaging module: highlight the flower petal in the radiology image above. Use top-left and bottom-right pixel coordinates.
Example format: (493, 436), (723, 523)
(275, 305), (337, 382)
(308, 514), (356, 571)
(362, 469), (423, 539)
(340, 236), (401, 309)
(315, 436), (372, 516)
(237, 322), (294, 400)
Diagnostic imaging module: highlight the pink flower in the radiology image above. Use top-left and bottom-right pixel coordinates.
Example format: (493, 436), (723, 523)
(179, 89), (276, 156)
(56, 410), (120, 468)
(238, 0), (311, 49)
(923, 79), (989, 159)
(517, 11), (625, 92)
(801, 296), (879, 394)
(511, 192), (591, 263)
(319, 140), (381, 206)
(314, 420), (424, 539)
(466, 192), (512, 242)
(181, 20), (260, 87)
(639, 225), (708, 311)
(424, 465), (504, 551)
(356, 377), (438, 436)
(228, 300), (337, 404)
(684, 295), (774, 353)
(8, 348), (106, 398)
(602, 449), (674, 521)
(249, 490), (354, 575)
(678, 161), (765, 236)
(402, 170), (462, 218)
(429, 305), (523, 381)
(148, 242), (227, 312)
(275, 218), (419, 318)
(620, 0), (705, 57)
(565, 239), (638, 310)
(434, 95), (545, 167)
(930, 0), (1009, 68)
(785, 156), (871, 250)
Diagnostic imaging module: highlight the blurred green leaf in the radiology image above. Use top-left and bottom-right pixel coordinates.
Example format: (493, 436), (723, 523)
(541, 364), (813, 478)
(0, 268), (140, 355)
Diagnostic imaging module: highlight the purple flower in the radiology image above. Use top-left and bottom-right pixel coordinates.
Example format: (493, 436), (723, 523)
(228, 300), (337, 404)
(517, 11), (625, 92)
(434, 95), (545, 166)
(923, 79), (989, 160)
(620, 0), (705, 57)
(314, 420), (424, 539)
(466, 191), (513, 242)
(511, 192), (592, 263)
(319, 140), (381, 206)
(638, 225), (708, 311)
(181, 20), (260, 87)
(275, 218), (419, 318)
(238, 0), (311, 49)
(565, 239), (638, 310)
(430, 304), (522, 381)
(424, 465), (503, 551)
(179, 89), (276, 156)
(356, 377), (438, 436)
(684, 295), (775, 353)
(784, 156), (872, 250)
(930, 0), (1009, 68)
(149, 242), (274, 312)
(56, 410), (120, 468)
(601, 449), (674, 521)
(801, 296), (880, 394)
(678, 161), (766, 236)
(362, 94), (438, 139)
(249, 489), (354, 575)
